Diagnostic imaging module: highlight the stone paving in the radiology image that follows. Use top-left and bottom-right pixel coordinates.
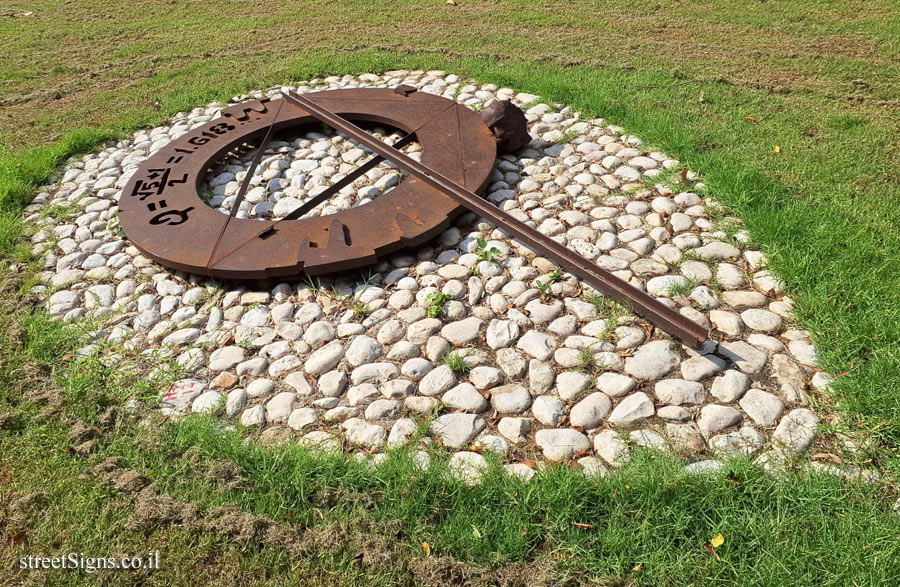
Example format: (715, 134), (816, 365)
(25, 71), (836, 483)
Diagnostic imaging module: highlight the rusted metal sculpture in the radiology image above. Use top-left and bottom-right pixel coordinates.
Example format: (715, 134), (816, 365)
(120, 87), (496, 278)
(121, 87), (707, 347)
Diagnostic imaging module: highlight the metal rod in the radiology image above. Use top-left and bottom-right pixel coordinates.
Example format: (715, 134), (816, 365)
(281, 131), (417, 221)
(284, 90), (707, 347)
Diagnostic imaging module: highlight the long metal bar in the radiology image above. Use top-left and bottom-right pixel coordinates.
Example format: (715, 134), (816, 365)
(284, 90), (707, 347)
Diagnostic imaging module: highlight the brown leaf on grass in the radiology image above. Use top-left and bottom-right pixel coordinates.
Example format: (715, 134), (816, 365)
(422, 541), (431, 556)
(447, 0), (457, 4)
(774, 145), (782, 154)
(631, 563), (644, 572)
(703, 542), (720, 560)
(812, 452), (843, 465)
(9, 530), (27, 546)
(698, 91), (705, 103)
(571, 522), (593, 529)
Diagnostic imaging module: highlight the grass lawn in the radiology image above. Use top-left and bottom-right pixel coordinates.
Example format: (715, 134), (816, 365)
(2, 1), (900, 584)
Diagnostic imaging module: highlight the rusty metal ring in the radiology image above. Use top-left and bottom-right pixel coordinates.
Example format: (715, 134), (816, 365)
(120, 88), (497, 279)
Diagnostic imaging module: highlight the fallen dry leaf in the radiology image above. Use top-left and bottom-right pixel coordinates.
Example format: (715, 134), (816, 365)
(710, 533), (725, 548)
(9, 531), (27, 546)
(812, 452), (843, 465)
(631, 563), (644, 572)
(571, 522), (593, 529)
(422, 542), (431, 556)
(774, 145), (782, 154)
(703, 542), (720, 560)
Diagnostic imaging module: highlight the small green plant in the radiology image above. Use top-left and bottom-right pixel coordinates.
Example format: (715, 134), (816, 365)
(106, 210), (121, 234)
(424, 291), (452, 318)
(441, 348), (472, 374)
(536, 279), (554, 299)
(585, 293), (625, 342)
(199, 189), (215, 204)
(350, 300), (369, 317)
(39, 202), (78, 221)
(304, 276), (323, 293)
(667, 278), (697, 297)
(558, 128), (579, 144)
(536, 267), (565, 299)
(474, 238), (501, 263)
(205, 278), (223, 292)
(704, 202), (729, 223)
(574, 347), (603, 375)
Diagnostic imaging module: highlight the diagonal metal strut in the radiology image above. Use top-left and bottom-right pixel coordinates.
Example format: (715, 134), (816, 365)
(281, 129), (421, 221)
(205, 97), (287, 269)
(283, 90), (708, 347)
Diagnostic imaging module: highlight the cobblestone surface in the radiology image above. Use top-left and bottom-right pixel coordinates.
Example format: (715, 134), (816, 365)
(25, 70), (836, 481)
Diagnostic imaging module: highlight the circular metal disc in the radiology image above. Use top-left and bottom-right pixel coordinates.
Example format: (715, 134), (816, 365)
(120, 88), (497, 279)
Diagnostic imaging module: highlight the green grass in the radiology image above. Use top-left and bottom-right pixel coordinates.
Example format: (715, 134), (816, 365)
(441, 348), (473, 375)
(667, 278), (699, 298)
(573, 347), (602, 376)
(2, 0), (900, 583)
(4, 347), (900, 585)
(424, 291), (453, 318)
(3, 306), (900, 585)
